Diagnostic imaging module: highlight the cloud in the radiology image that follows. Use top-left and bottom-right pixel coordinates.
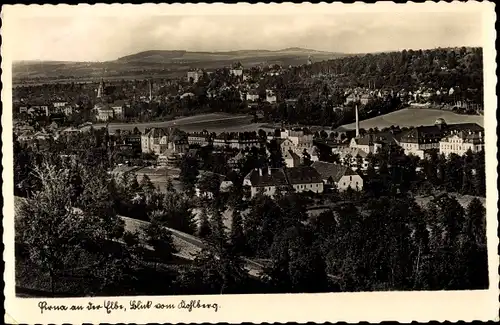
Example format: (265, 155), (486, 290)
(8, 9), (483, 61)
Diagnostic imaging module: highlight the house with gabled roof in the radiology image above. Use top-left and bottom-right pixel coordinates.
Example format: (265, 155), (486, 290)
(283, 149), (301, 168)
(311, 161), (363, 191)
(243, 166), (324, 198)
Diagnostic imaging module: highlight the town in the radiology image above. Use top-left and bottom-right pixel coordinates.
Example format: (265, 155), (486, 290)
(14, 47), (488, 297)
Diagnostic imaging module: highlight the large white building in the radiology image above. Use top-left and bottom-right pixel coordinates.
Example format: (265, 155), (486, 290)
(439, 130), (484, 157)
(141, 128), (169, 154)
(398, 125), (444, 159)
(398, 119), (484, 159)
(94, 100), (127, 121)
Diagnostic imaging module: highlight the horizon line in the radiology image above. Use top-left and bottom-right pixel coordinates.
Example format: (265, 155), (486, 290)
(12, 45), (481, 64)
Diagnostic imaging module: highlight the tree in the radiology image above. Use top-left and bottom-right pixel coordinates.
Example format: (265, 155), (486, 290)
(230, 209), (246, 254)
(197, 172), (221, 199)
(264, 224), (329, 293)
(198, 206), (212, 239)
(149, 192), (197, 235)
(244, 194), (285, 257)
(16, 164), (85, 294)
(464, 198), (486, 247)
(268, 139), (285, 168)
(16, 162), (125, 294)
(179, 155), (199, 196)
(140, 174), (156, 193)
(302, 149), (312, 166)
(144, 219), (178, 269)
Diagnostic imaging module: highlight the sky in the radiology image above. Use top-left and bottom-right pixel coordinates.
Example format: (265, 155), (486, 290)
(4, 4), (486, 62)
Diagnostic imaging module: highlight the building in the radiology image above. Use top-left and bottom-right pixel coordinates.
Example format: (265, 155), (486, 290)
(349, 104), (398, 155)
(195, 172), (233, 199)
(110, 100), (127, 119)
(398, 119), (484, 159)
(229, 63), (243, 77)
(188, 131), (211, 146)
(266, 89), (277, 104)
(336, 147), (369, 170)
(63, 105), (74, 116)
(246, 90), (260, 102)
(439, 130), (484, 157)
(243, 166), (324, 198)
(141, 128), (169, 154)
(180, 92), (195, 100)
(50, 101), (69, 114)
(398, 125), (444, 159)
(285, 98), (298, 107)
(187, 70), (203, 83)
(349, 134), (387, 155)
(212, 132), (260, 149)
(244, 167), (289, 197)
(94, 101), (126, 121)
(285, 166), (324, 194)
(345, 93), (358, 105)
(94, 104), (115, 121)
(359, 93), (373, 105)
(228, 151), (245, 170)
(28, 105), (50, 116)
(283, 149), (301, 168)
(124, 134), (142, 150)
(280, 128), (314, 150)
(311, 161), (364, 191)
(97, 78), (104, 99)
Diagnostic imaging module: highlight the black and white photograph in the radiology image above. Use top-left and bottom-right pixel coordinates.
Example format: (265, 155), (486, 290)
(2, 2), (498, 323)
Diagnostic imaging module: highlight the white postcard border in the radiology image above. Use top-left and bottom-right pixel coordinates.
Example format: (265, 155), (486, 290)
(2, 2), (498, 324)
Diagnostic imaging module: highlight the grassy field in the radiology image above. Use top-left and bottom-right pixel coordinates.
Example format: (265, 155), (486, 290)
(338, 108), (484, 131)
(95, 113), (266, 133)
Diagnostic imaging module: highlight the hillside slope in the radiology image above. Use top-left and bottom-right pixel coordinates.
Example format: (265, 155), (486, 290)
(13, 48), (346, 82)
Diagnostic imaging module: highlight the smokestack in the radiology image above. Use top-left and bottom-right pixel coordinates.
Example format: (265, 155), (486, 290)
(355, 104), (360, 138)
(149, 79), (152, 102)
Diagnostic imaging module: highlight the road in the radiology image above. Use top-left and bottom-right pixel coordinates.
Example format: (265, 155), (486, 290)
(121, 216), (265, 277)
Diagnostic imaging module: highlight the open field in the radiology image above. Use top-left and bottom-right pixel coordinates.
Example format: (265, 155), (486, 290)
(338, 108), (484, 131)
(95, 113), (267, 133)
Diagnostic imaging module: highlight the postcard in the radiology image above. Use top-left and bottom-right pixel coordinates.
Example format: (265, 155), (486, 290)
(2, 2), (498, 323)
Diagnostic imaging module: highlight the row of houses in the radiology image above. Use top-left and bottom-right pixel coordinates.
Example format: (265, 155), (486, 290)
(333, 118), (484, 171)
(17, 101), (76, 116)
(243, 162), (363, 198)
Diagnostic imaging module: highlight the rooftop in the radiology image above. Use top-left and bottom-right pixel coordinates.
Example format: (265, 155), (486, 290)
(311, 161), (359, 183)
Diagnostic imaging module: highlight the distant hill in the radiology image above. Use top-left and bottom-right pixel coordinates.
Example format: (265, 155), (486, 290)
(12, 47), (346, 84)
(115, 48), (343, 63)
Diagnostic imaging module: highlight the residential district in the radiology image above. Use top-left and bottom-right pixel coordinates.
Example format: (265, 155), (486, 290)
(14, 47), (488, 296)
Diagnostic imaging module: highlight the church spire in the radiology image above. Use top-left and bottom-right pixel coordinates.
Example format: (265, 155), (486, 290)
(97, 67), (105, 99)
(97, 78), (104, 99)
